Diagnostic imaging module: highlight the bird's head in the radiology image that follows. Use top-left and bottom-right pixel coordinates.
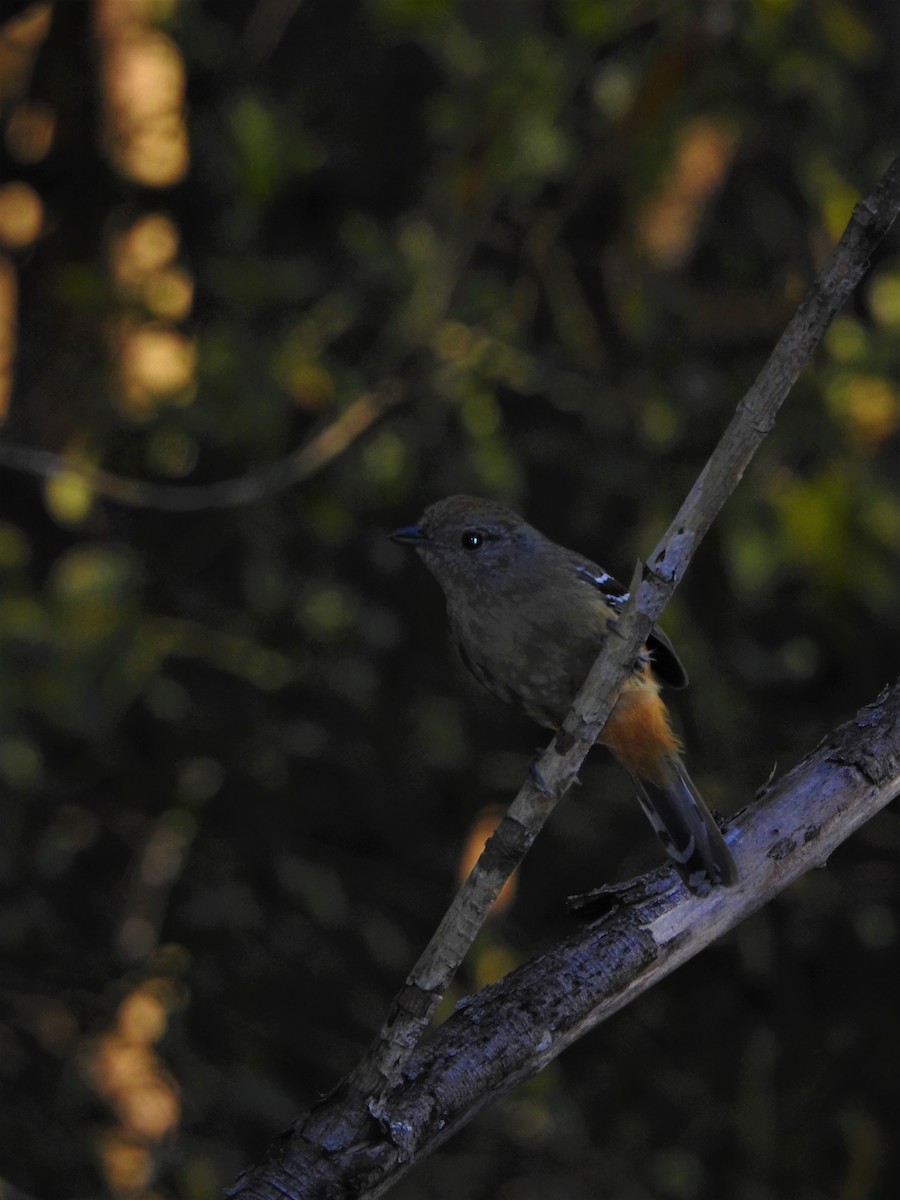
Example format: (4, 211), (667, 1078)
(390, 495), (539, 600)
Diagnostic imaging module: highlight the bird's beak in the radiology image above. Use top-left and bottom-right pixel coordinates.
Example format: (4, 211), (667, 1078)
(389, 523), (430, 545)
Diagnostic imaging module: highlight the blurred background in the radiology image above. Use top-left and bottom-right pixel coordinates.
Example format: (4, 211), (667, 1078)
(1, 1), (899, 1197)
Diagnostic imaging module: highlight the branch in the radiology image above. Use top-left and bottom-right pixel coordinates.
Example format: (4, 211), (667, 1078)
(227, 155), (900, 1196)
(323, 152), (900, 1114)
(0, 384), (402, 511)
(230, 680), (900, 1199)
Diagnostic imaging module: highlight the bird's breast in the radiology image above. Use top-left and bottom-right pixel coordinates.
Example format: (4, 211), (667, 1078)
(448, 587), (609, 728)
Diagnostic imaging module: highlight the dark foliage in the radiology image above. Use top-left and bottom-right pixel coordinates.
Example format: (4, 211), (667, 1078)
(1, 1), (898, 1197)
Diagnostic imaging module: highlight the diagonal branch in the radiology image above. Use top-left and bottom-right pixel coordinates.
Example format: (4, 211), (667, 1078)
(337, 153), (900, 1110)
(227, 154), (900, 1197)
(232, 680), (900, 1199)
(389, 682), (900, 1174)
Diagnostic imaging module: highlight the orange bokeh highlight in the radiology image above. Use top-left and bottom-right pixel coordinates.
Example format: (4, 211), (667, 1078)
(0, 257), (17, 422)
(0, 181), (44, 249)
(5, 99), (57, 163)
(84, 978), (181, 1194)
(0, 3), (53, 104)
(458, 806), (519, 917)
(637, 116), (740, 269)
(111, 213), (195, 321)
(118, 323), (197, 417)
(94, 0), (189, 188)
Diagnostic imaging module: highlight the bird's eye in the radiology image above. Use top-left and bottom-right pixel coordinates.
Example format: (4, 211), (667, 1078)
(460, 530), (484, 551)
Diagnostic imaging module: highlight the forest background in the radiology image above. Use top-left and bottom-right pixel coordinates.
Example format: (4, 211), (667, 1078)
(1, 1), (899, 1198)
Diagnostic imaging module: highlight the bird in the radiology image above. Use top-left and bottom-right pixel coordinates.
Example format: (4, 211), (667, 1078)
(390, 495), (737, 895)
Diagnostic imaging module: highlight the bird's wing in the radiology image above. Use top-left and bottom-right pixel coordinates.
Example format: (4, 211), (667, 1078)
(575, 563), (688, 690)
(574, 563), (629, 606)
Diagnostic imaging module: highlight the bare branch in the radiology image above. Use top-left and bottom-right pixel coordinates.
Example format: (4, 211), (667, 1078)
(230, 681), (900, 1199)
(333, 154), (900, 1114)
(225, 155), (900, 1197)
(0, 383), (402, 511)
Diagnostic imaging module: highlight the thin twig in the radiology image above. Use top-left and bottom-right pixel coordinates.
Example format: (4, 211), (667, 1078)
(0, 384), (403, 511)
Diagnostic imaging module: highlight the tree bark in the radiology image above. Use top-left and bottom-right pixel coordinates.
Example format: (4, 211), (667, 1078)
(229, 681), (900, 1200)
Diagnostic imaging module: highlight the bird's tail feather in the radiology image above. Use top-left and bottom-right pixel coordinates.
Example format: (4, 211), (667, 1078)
(629, 757), (738, 895)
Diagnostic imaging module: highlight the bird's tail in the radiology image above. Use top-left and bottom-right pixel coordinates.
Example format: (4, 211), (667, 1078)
(629, 756), (738, 895)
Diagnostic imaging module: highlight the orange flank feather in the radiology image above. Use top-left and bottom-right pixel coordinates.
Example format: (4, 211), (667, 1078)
(600, 667), (681, 785)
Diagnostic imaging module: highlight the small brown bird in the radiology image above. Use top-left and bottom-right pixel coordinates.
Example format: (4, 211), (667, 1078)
(391, 495), (737, 895)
